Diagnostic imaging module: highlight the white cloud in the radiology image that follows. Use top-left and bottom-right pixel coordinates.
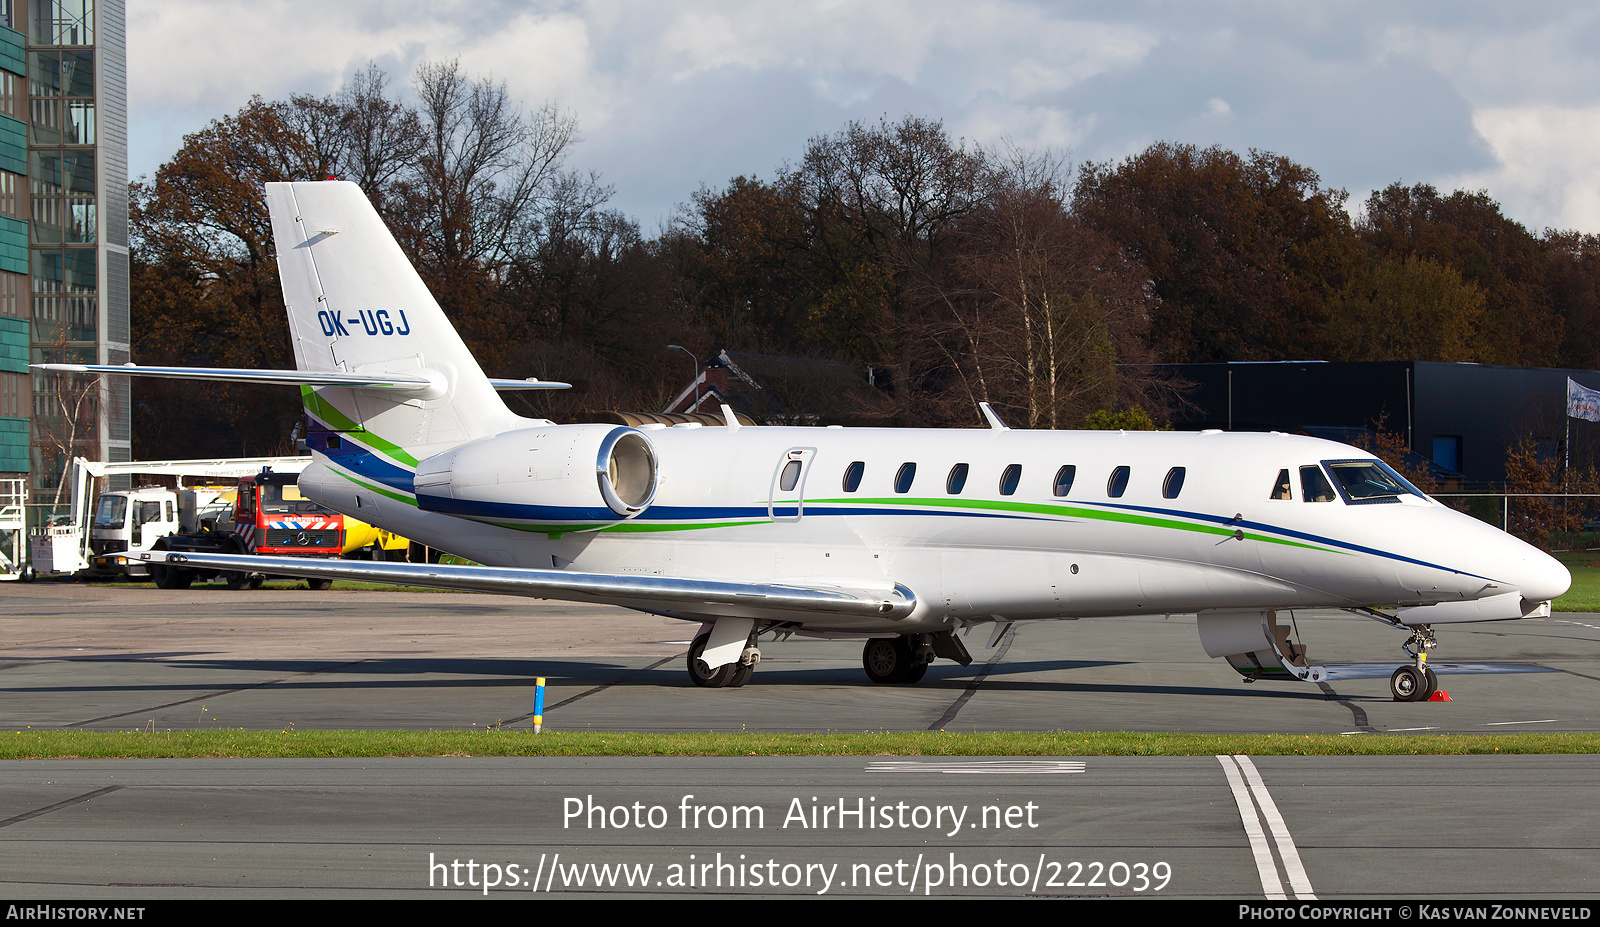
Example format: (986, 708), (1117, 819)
(1445, 105), (1600, 233)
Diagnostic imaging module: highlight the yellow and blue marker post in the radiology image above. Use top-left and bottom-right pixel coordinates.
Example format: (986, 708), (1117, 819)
(533, 677), (546, 733)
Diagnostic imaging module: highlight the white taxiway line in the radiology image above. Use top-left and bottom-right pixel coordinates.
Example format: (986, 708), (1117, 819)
(1217, 755), (1317, 900)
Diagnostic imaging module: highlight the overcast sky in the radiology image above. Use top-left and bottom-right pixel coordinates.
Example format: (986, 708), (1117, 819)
(129, 1), (1600, 236)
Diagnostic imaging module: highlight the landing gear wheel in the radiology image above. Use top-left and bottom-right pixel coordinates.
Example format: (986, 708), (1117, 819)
(1391, 665), (1426, 701)
(1421, 666), (1439, 699)
(225, 571), (250, 590)
(863, 637), (927, 684)
(248, 574), (265, 590)
(306, 578), (332, 591)
(688, 633), (736, 688)
(18, 565), (34, 583)
(728, 662), (755, 687)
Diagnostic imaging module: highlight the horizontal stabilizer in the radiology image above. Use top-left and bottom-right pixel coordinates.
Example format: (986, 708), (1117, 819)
(488, 378), (573, 391)
(34, 363), (436, 392)
(130, 550), (915, 621)
(33, 364), (571, 392)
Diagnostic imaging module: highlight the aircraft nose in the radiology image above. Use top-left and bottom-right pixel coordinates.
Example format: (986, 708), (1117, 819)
(1518, 548), (1571, 604)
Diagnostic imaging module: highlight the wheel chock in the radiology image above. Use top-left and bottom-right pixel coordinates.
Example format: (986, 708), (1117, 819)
(1427, 690), (1451, 702)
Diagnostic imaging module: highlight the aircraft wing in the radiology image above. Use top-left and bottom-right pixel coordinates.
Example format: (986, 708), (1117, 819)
(33, 364), (572, 392)
(131, 550), (915, 622)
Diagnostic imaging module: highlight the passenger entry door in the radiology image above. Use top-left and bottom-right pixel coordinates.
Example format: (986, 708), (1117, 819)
(769, 447), (816, 522)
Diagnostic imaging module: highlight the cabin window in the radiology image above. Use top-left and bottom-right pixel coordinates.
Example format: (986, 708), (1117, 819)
(894, 462), (917, 494)
(779, 460), (802, 492)
(842, 461), (864, 492)
(999, 464), (1022, 496)
(1107, 466), (1130, 498)
(946, 463), (968, 494)
(1052, 465), (1076, 497)
(1300, 465), (1336, 503)
(1270, 469), (1293, 500)
(1163, 467), (1186, 499)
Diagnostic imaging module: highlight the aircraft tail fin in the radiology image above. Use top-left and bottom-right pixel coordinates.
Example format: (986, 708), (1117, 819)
(266, 181), (523, 464)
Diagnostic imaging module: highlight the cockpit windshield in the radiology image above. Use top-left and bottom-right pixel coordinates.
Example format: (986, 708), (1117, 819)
(1323, 459), (1427, 503)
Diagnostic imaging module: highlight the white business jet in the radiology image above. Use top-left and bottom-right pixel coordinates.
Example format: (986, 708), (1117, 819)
(43, 182), (1571, 700)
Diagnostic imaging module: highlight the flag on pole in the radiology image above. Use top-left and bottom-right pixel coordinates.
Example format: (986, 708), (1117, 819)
(1568, 378), (1600, 422)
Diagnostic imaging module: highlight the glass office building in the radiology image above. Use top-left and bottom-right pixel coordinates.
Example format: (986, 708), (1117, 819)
(0, 0), (128, 504)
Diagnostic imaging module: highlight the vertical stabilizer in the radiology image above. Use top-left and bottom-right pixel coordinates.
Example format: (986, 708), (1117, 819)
(266, 182), (520, 465)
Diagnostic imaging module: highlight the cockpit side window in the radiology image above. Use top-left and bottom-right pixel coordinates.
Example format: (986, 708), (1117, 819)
(1270, 469), (1292, 500)
(1300, 465), (1336, 503)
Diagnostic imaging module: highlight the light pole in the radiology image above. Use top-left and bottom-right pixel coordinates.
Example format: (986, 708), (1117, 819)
(667, 344), (700, 411)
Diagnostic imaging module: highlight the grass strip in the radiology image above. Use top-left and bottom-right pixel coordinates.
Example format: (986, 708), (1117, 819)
(1, 730), (1596, 759)
(1554, 551), (1600, 612)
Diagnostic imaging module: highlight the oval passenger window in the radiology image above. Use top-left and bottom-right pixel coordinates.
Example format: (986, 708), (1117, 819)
(1163, 467), (1185, 499)
(842, 461), (864, 492)
(1107, 466), (1130, 498)
(946, 463), (968, 494)
(894, 462), (917, 494)
(999, 464), (1022, 496)
(1052, 465), (1076, 497)
(779, 460), (802, 492)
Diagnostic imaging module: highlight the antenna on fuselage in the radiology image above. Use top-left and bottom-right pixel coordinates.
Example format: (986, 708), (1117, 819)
(978, 402), (1009, 431)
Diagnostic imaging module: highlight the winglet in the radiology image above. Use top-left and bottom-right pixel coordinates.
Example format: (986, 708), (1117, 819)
(978, 402), (1009, 431)
(721, 404), (741, 432)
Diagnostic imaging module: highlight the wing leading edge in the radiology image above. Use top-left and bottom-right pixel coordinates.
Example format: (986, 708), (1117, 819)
(132, 550), (915, 623)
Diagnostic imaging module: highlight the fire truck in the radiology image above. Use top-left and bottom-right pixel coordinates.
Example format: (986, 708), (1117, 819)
(150, 467), (398, 589)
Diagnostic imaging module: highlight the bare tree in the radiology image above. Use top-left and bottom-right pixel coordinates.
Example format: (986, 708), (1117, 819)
(403, 58), (585, 272)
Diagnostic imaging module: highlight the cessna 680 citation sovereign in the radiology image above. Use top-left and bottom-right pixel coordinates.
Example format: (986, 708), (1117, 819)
(45, 181), (1571, 700)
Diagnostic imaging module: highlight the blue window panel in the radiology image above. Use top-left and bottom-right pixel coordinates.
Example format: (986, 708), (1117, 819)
(0, 416), (28, 472)
(0, 26), (23, 79)
(0, 116), (23, 176)
(0, 214), (26, 275)
(0, 316), (25, 373)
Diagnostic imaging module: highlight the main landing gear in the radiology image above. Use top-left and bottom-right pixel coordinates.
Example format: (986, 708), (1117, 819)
(686, 625), (974, 689)
(862, 636), (931, 684)
(1389, 623), (1440, 702)
(687, 629), (758, 688)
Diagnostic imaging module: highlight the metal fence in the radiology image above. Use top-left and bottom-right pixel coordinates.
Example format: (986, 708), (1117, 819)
(1433, 492), (1600, 539)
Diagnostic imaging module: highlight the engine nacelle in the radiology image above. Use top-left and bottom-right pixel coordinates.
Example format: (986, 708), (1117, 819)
(413, 424), (658, 526)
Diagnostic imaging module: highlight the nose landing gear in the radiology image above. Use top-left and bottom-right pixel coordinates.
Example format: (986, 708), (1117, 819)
(1390, 624), (1441, 702)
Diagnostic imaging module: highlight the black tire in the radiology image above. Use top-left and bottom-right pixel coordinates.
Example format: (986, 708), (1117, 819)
(248, 574), (265, 590)
(150, 542), (192, 590)
(688, 633), (736, 688)
(19, 565), (34, 583)
(307, 578), (332, 591)
(1421, 666), (1439, 699)
(225, 571), (250, 590)
(728, 662), (755, 687)
(864, 637), (907, 684)
(1391, 665), (1425, 701)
